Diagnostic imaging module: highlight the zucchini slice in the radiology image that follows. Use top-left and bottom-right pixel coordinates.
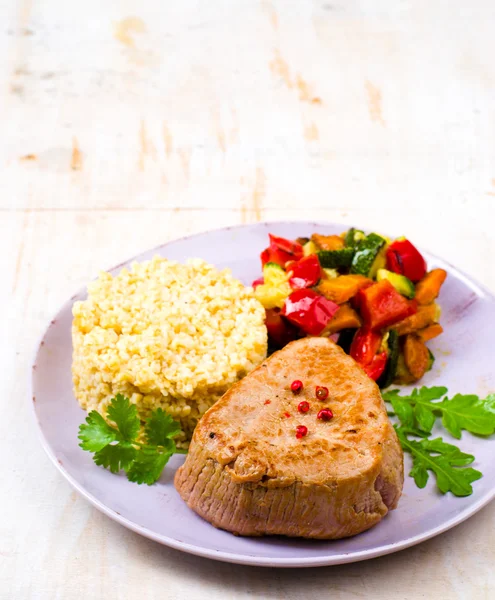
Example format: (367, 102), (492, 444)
(255, 262), (291, 309)
(427, 348), (435, 371)
(303, 240), (318, 256)
(378, 329), (400, 389)
(376, 268), (416, 299)
(344, 228), (366, 248)
(322, 268), (339, 279)
(317, 247), (354, 269)
(263, 261), (285, 277)
(350, 233), (387, 276)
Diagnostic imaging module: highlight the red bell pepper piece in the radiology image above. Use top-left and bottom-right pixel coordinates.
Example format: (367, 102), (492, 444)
(265, 308), (300, 349)
(260, 246), (294, 268)
(359, 279), (416, 330)
(260, 248), (271, 267)
(288, 254), (322, 290)
(386, 239), (427, 283)
(364, 351), (388, 381)
(252, 277), (264, 288)
(310, 296), (340, 335)
(349, 328), (387, 381)
(269, 234), (304, 259)
(350, 328), (382, 365)
(350, 280), (374, 312)
(282, 289), (339, 336)
(260, 235), (304, 269)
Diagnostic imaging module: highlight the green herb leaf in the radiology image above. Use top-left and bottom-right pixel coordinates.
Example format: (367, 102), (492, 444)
(438, 394), (495, 439)
(126, 446), (174, 485)
(414, 404), (435, 434)
(411, 386), (448, 402)
(383, 387), (495, 438)
(420, 438), (475, 467)
(106, 394), (140, 442)
(484, 393), (495, 410)
(78, 395), (184, 485)
(93, 443), (137, 473)
(395, 427), (482, 497)
(409, 462), (429, 489)
(389, 397), (414, 428)
(78, 411), (118, 452)
(144, 409), (181, 446)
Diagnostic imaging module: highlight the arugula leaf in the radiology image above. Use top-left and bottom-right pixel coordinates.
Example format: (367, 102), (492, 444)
(389, 397), (414, 428)
(439, 394), (495, 439)
(145, 409), (181, 446)
(414, 404), (435, 434)
(484, 393), (495, 409)
(78, 411), (118, 452)
(93, 443), (137, 473)
(106, 394), (140, 442)
(409, 462), (429, 489)
(383, 386), (495, 439)
(412, 386), (448, 401)
(78, 395), (184, 485)
(396, 427), (482, 497)
(126, 447), (173, 485)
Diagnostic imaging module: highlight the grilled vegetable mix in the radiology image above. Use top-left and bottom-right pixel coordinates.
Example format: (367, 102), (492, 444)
(254, 230), (447, 387)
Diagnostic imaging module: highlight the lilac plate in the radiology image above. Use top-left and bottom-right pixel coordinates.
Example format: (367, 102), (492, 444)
(31, 222), (495, 567)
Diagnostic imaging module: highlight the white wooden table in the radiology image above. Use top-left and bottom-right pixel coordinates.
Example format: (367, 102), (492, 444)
(2, 1), (495, 598)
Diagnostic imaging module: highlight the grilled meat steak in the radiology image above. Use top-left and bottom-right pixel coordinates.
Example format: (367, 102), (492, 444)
(175, 337), (403, 539)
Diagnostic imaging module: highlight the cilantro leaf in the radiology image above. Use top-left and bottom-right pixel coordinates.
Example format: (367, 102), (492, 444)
(106, 394), (140, 442)
(78, 411), (118, 452)
(126, 446), (174, 485)
(396, 427), (482, 497)
(383, 386), (495, 438)
(93, 443), (137, 473)
(144, 409), (181, 446)
(78, 395), (184, 485)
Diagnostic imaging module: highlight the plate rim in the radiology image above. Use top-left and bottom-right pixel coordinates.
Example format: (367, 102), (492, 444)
(30, 220), (495, 568)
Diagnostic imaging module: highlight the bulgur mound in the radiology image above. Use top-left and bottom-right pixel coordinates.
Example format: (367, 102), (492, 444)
(72, 256), (267, 447)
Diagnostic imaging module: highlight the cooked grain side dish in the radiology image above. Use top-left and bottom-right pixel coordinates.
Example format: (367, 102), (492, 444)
(72, 256), (267, 447)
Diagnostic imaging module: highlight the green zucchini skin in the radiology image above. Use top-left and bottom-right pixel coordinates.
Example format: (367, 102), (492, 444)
(264, 261), (284, 271)
(344, 228), (366, 248)
(378, 329), (400, 389)
(317, 247), (354, 269)
(350, 233), (387, 276)
(427, 348), (435, 371)
(376, 268), (416, 299)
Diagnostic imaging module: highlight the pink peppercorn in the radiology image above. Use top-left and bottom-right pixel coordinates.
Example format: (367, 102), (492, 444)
(298, 401), (310, 414)
(315, 386), (329, 401)
(317, 408), (333, 422)
(296, 425), (308, 439)
(291, 380), (303, 394)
